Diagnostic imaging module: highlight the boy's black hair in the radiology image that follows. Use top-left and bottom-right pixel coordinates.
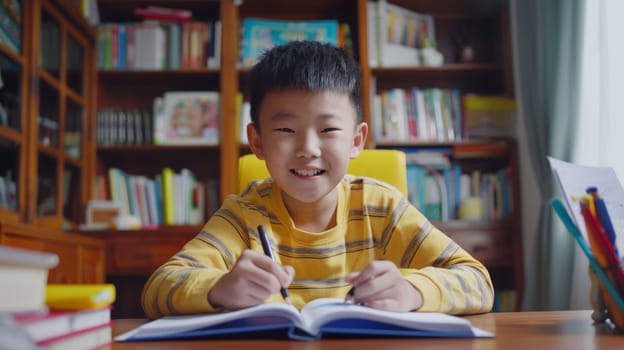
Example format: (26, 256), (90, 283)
(248, 40), (362, 129)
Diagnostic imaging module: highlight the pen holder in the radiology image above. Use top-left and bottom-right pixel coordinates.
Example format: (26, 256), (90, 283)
(588, 256), (624, 331)
(551, 199), (624, 331)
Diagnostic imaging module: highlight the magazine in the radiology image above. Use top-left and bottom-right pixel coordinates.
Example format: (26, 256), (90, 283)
(115, 298), (492, 341)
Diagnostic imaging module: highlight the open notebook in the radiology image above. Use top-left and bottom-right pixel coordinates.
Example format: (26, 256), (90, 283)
(116, 298), (493, 341)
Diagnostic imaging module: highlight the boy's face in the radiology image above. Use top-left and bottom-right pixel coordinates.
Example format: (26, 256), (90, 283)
(248, 89), (367, 207)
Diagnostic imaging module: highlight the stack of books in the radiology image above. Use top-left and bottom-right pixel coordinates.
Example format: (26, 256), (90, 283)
(0, 246), (116, 349)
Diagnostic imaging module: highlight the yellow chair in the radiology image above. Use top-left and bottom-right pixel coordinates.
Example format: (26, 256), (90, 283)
(237, 149), (408, 196)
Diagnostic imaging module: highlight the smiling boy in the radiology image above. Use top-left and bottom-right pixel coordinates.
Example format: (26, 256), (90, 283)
(141, 41), (494, 319)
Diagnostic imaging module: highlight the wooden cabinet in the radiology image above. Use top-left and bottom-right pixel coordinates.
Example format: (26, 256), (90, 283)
(94, 0), (522, 313)
(0, 0), (96, 229)
(0, 222), (105, 283)
(90, 227), (198, 318)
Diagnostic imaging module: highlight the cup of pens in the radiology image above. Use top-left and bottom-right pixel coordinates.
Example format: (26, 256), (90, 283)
(577, 187), (624, 331)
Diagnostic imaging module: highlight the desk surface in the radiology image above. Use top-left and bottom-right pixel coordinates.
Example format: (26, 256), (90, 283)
(109, 310), (622, 350)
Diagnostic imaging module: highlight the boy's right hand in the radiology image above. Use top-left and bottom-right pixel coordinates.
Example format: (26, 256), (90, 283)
(208, 249), (294, 310)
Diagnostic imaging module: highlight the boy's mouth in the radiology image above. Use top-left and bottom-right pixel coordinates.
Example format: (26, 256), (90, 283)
(291, 169), (325, 177)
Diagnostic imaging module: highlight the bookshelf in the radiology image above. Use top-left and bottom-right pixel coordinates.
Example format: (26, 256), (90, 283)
(92, 0), (522, 316)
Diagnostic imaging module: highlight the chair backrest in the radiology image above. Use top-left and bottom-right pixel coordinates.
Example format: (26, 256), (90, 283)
(237, 149), (408, 196)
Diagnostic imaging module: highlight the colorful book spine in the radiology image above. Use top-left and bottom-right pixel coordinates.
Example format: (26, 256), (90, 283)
(162, 167), (175, 225)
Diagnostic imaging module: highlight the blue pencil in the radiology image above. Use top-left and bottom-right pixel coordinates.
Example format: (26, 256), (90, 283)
(594, 196), (620, 258)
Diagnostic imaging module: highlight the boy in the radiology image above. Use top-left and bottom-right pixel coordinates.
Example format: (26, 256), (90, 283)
(141, 41), (493, 319)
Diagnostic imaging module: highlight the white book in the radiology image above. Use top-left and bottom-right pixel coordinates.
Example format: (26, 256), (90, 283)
(207, 20), (222, 68)
(180, 168), (194, 224)
(239, 101), (251, 144)
(366, 1), (378, 67)
(135, 23), (166, 70)
(371, 94), (384, 142)
(115, 298), (492, 341)
(0, 246), (58, 313)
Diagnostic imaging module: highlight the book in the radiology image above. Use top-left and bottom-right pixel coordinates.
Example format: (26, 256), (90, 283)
(36, 322), (112, 350)
(133, 6), (192, 22)
(45, 284), (116, 311)
(239, 17), (339, 67)
(115, 298), (492, 341)
(12, 307), (111, 343)
(370, 0), (436, 67)
(154, 91), (220, 145)
(0, 246), (58, 313)
(464, 95), (516, 138)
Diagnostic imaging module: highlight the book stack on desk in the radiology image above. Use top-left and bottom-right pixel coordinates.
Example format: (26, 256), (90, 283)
(2, 280), (116, 349)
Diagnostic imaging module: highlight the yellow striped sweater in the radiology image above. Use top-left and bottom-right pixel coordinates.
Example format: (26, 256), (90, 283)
(141, 175), (494, 319)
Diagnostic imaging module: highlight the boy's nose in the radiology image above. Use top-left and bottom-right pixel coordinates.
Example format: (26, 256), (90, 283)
(295, 131), (321, 158)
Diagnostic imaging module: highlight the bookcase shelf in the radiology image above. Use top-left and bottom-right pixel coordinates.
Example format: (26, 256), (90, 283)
(89, 0), (522, 316)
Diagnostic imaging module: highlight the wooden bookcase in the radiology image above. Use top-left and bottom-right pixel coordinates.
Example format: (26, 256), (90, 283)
(91, 0), (522, 316)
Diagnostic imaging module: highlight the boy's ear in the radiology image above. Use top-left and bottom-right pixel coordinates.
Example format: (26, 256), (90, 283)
(350, 122), (368, 159)
(247, 123), (265, 160)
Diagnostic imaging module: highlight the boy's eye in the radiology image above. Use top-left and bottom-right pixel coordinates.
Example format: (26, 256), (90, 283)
(274, 127), (294, 133)
(322, 128), (341, 133)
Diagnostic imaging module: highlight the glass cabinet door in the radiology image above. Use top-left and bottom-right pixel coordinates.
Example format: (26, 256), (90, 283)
(33, 3), (91, 229)
(0, 8), (25, 222)
(63, 99), (84, 223)
(40, 10), (60, 78)
(63, 31), (87, 226)
(66, 34), (84, 95)
(0, 54), (22, 132)
(38, 79), (59, 148)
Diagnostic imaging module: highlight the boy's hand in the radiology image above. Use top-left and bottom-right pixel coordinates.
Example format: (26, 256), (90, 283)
(345, 261), (422, 312)
(208, 249), (294, 310)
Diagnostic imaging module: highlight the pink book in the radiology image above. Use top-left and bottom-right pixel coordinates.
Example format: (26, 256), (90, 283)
(13, 307), (111, 343)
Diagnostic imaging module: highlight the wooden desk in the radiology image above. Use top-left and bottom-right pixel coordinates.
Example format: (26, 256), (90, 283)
(108, 310), (623, 349)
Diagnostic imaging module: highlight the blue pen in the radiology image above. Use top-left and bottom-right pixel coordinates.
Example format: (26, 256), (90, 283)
(257, 225), (291, 304)
(588, 187), (620, 257)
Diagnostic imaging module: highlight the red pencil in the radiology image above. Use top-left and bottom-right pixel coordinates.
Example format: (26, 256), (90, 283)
(580, 198), (624, 295)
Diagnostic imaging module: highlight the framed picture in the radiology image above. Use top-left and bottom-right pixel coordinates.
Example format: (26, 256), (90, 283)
(154, 91), (220, 145)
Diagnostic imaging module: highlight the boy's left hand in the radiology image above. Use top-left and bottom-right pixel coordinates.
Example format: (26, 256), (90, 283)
(345, 261), (422, 312)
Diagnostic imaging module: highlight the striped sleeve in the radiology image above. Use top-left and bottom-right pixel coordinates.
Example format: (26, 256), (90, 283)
(140, 199), (251, 319)
(383, 198), (494, 314)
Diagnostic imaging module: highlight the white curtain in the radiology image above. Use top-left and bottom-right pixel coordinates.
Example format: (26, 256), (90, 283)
(570, 0), (624, 309)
